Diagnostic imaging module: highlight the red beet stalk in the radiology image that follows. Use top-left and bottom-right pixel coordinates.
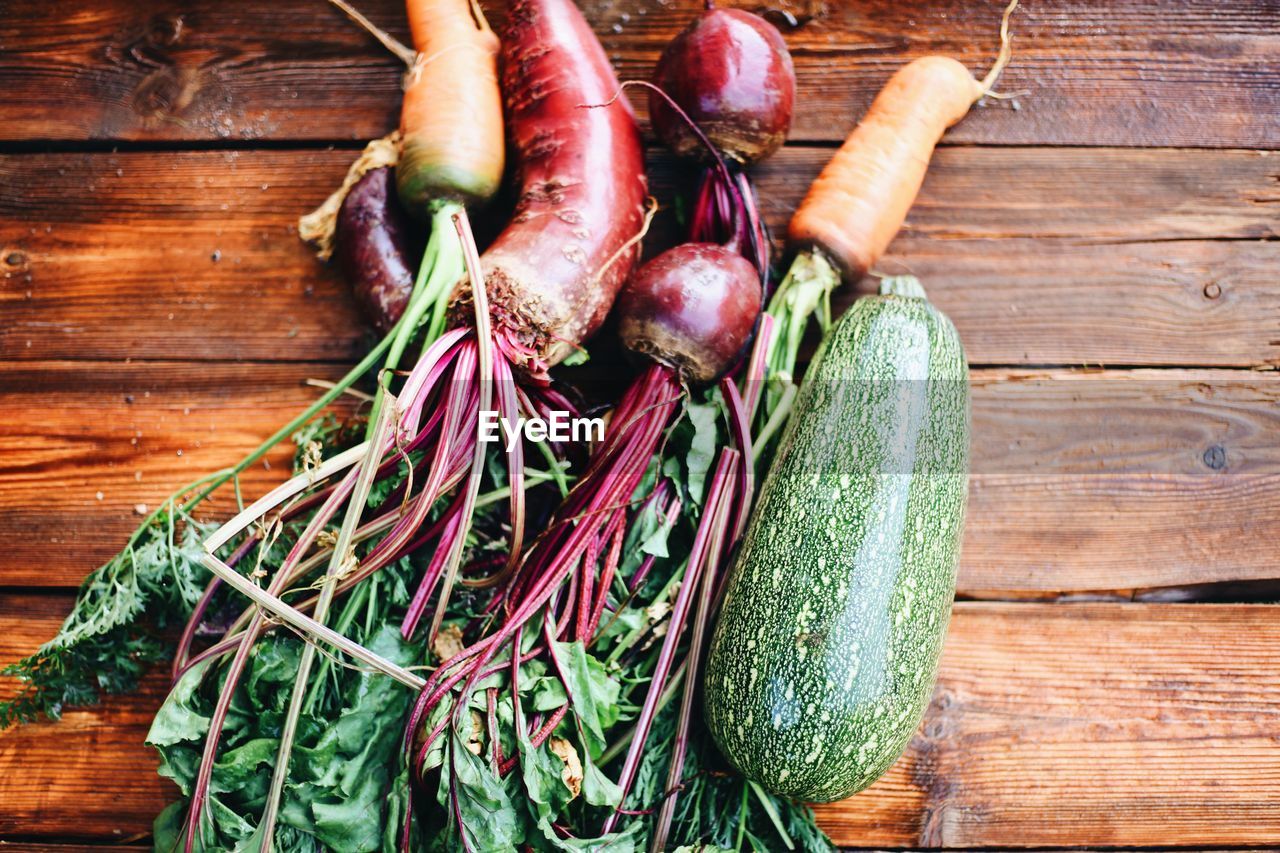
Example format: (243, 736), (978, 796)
(391, 0), (648, 639)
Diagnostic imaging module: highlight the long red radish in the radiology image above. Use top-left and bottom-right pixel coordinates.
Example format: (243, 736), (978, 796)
(789, 0), (1018, 279)
(448, 0), (649, 371)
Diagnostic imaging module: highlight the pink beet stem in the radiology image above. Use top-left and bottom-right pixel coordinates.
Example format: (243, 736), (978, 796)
(652, 450), (738, 848)
(600, 450), (738, 835)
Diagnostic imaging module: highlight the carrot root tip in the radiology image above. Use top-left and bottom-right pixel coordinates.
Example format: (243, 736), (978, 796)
(977, 0), (1020, 97)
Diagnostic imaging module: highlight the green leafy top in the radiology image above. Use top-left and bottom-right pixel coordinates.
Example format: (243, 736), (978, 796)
(140, 380), (833, 852)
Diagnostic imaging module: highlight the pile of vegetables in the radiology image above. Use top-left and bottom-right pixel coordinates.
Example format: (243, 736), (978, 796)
(1, 0), (1021, 849)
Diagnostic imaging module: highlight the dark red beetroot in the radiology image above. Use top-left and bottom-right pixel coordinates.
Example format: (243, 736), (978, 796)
(448, 0), (648, 371)
(650, 8), (796, 166)
(334, 166), (423, 333)
(617, 243), (761, 384)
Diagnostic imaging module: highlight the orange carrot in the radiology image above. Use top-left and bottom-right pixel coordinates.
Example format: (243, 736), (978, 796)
(759, 1), (1017, 441)
(788, 0), (1017, 278)
(320, 0), (505, 219)
(397, 0), (505, 215)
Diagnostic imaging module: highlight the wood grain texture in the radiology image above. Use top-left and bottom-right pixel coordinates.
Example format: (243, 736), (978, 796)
(5, 601), (1280, 845)
(814, 602), (1280, 847)
(2, 0), (1278, 847)
(0, 360), (354, 588)
(967, 369), (1280, 595)
(0, 595), (174, 842)
(0, 150), (366, 364)
(3, 363), (1276, 593)
(2, 0), (1277, 147)
(4, 147), (1278, 365)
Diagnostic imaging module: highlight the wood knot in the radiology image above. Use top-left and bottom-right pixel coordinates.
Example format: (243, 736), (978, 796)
(133, 66), (203, 121)
(146, 14), (185, 47)
(1203, 282), (1222, 299)
(755, 1), (825, 29)
(124, 15), (211, 126)
(1202, 444), (1227, 471)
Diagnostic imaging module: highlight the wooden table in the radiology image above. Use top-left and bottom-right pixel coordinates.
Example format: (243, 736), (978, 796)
(2, 0), (1278, 848)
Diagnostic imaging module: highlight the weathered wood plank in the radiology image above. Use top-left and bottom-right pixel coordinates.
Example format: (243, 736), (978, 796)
(0, 150), (365, 363)
(0, 360), (354, 588)
(814, 602), (1280, 847)
(4, 147), (1278, 365)
(5, 600), (1280, 845)
(967, 369), (1280, 595)
(0, 595), (174, 841)
(872, 237), (1280, 369)
(2, 362), (1277, 594)
(2, 0), (1277, 147)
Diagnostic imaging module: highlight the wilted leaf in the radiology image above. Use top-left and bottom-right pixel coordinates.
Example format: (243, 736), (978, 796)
(432, 623), (466, 663)
(548, 736), (583, 800)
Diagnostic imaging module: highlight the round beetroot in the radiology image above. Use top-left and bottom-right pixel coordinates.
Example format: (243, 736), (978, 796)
(650, 9), (796, 165)
(617, 243), (761, 384)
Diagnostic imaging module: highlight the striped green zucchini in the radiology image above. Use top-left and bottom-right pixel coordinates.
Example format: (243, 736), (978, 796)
(703, 275), (969, 802)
